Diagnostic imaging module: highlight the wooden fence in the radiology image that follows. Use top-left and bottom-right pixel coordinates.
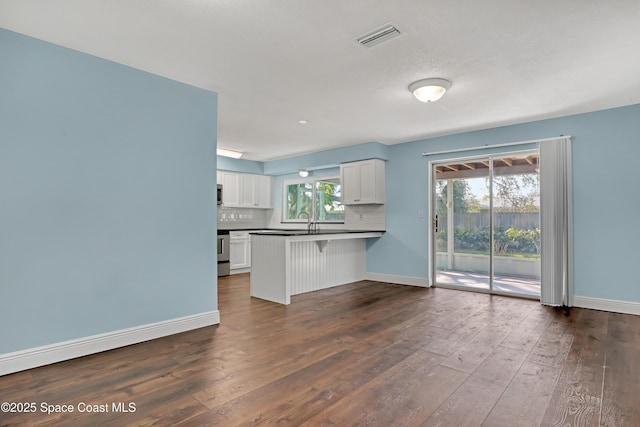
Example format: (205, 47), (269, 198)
(453, 212), (539, 229)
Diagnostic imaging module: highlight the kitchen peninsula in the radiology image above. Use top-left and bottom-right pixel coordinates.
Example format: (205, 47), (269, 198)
(250, 230), (383, 304)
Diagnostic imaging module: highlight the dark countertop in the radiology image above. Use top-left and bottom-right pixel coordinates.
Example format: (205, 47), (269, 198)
(249, 229), (385, 236)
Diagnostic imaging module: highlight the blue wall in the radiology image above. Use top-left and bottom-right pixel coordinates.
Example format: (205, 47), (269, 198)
(0, 29), (218, 354)
(367, 104), (640, 303)
(264, 142), (389, 175)
(217, 156), (263, 174)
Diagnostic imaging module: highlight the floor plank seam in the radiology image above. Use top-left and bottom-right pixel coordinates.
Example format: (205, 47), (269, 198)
(598, 351), (607, 426)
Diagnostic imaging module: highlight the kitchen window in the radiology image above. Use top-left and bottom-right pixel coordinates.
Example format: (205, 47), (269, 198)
(283, 176), (344, 223)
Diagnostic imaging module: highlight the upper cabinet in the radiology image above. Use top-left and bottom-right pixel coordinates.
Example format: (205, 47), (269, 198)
(340, 159), (385, 204)
(220, 171), (241, 206)
(218, 171), (273, 209)
(240, 173), (273, 208)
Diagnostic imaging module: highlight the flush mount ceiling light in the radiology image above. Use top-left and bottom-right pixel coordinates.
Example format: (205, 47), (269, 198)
(297, 119), (309, 125)
(409, 78), (452, 102)
(298, 170), (310, 177)
(216, 147), (243, 159)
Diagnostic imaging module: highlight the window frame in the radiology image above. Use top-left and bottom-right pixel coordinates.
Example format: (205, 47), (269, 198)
(282, 175), (344, 224)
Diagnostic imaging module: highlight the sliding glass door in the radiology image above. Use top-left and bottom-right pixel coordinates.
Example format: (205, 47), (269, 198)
(432, 151), (541, 298)
(491, 156), (541, 296)
(435, 164), (491, 292)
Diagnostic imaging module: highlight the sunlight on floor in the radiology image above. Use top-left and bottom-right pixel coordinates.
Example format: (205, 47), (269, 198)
(436, 270), (540, 297)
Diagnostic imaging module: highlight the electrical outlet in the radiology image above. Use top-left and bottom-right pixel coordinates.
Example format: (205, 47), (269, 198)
(418, 210), (424, 218)
(359, 213), (364, 220)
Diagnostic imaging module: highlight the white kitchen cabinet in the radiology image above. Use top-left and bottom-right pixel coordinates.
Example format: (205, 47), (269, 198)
(254, 174), (273, 208)
(218, 172), (273, 209)
(220, 171), (241, 207)
(340, 159), (385, 204)
(240, 173), (273, 208)
(229, 231), (251, 272)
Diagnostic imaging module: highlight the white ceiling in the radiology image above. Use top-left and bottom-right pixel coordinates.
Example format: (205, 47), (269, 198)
(2, 1), (640, 161)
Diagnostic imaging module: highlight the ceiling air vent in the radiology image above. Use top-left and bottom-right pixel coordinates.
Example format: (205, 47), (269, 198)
(355, 23), (401, 48)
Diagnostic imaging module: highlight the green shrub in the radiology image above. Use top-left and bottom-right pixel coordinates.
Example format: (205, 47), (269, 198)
(506, 227), (540, 255)
(436, 226), (540, 256)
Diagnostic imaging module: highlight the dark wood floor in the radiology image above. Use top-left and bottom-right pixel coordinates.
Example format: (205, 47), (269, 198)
(2, 275), (639, 426)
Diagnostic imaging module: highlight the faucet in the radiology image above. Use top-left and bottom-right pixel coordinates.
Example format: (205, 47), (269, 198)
(297, 211), (314, 233)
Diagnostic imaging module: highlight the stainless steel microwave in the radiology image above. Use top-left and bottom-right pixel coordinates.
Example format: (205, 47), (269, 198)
(217, 184), (223, 205)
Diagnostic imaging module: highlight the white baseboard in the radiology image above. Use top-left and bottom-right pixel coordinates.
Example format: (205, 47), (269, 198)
(365, 272), (431, 287)
(0, 310), (220, 377)
(573, 296), (640, 316)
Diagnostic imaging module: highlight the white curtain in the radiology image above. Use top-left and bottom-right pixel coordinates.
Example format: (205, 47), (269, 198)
(539, 136), (573, 306)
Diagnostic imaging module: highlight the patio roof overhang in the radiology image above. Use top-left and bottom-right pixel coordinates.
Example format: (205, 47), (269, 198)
(434, 154), (539, 180)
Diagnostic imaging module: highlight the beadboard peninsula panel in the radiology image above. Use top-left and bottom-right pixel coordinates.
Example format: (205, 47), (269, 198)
(250, 232), (381, 305)
(289, 239), (365, 295)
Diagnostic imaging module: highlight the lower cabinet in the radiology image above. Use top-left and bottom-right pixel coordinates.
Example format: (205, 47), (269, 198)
(229, 231), (251, 273)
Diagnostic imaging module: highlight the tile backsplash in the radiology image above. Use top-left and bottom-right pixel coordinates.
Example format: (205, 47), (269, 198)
(217, 207), (270, 230)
